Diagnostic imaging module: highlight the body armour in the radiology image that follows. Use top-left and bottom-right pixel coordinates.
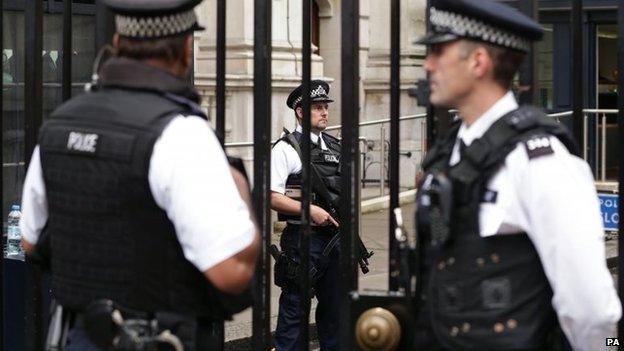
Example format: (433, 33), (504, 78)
(277, 130), (341, 222)
(38, 58), (225, 318)
(416, 106), (579, 350)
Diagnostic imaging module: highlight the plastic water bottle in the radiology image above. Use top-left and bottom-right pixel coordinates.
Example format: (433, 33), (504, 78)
(6, 204), (22, 256)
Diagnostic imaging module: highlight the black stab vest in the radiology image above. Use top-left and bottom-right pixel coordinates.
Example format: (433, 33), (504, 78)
(38, 62), (226, 319)
(277, 131), (342, 222)
(417, 106), (578, 350)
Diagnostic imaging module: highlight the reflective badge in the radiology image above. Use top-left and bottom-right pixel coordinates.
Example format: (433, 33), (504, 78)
(67, 131), (99, 153)
(524, 135), (553, 159)
(482, 189), (498, 204)
(482, 277), (511, 309)
(323, 154), (339, 163)
(440, 284), (461, 312)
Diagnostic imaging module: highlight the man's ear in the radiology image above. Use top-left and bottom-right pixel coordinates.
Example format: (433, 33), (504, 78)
(470, 46), (493, 80)
(295, 106), (303, 119)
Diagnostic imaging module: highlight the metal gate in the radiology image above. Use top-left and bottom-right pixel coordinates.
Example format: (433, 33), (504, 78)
(1, 1), (624, 350)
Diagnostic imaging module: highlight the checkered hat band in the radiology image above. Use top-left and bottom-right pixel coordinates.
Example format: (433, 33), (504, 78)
(430, 7), (530, 52)
(291, 85), (329, 109)
(115, 9), (197, 38)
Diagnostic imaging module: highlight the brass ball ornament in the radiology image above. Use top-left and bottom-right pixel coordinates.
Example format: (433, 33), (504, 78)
(355, 307), (402, 351)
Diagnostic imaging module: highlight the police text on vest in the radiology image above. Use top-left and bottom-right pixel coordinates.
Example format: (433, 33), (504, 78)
(67, 132), (99, 153)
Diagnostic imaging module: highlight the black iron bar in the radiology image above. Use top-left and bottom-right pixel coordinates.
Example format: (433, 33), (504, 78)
(95, 0), (113, 56)
(388, 0), (401, 292)
(62, 0), (72, 102)
(339, 0), (359, 349)
(517, 0), (538, 105)
(216, 0), (226, 145)
(0, 0), (4, 347)
(571, 0), (583, 149)
(299, 0), (312, 349)
(24, 1), (43, 348)
(251, 0), (272, 349)
(424, 0), (436, 147)
(616, 0), (624, 340)
(24, 0), (42, 163)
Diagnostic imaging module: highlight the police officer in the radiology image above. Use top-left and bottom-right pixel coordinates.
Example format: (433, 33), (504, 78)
(413, 0), (621, 350)
(19, 1), (259, 350)
(271, 80), (341, 350)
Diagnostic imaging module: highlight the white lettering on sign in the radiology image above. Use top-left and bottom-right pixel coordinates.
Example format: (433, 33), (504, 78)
(603, 212), (619, 224)
(526, 137), (550, 151)
(67, 132), (99, 153)
(599, 198), (618, 209)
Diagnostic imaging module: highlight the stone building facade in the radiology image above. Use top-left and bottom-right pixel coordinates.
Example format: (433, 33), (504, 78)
(194, 0), (427, 189)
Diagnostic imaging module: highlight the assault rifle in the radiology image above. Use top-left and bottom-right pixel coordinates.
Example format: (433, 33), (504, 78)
(283, 131), (374, 274)
(322, 202), (374, 274)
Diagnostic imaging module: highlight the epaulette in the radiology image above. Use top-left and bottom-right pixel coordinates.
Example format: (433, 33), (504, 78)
(523, 133), (554, 160)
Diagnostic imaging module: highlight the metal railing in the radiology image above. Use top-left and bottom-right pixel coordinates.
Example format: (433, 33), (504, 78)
(225, 107), (621, 189)
(548, 108), (619, 182)
(223, 113), (427, 148)
(224, 113), (427, 196)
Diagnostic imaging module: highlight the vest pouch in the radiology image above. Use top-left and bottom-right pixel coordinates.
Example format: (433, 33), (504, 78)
(416, 172), (453, 247)
(429, 234), (557, 350)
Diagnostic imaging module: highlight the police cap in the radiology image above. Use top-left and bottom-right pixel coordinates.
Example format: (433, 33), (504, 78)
(103, 0), (204, 39)
(287, 80), (334, 110)
(415, 0), (543, 52)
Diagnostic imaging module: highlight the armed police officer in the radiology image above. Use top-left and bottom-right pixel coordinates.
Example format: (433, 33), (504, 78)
(19, 0), (259, 350)
(271, 80), (342, 350)
(413, 0), (620, 350)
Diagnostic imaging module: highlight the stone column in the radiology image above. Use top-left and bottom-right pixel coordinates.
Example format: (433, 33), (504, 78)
(194, 0), (329, 176)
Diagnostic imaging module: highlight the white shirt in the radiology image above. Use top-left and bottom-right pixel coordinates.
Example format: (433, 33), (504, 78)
(452, 92), (621, 351)
(270, 124), (328, 194)
(20, 115), (255, 272)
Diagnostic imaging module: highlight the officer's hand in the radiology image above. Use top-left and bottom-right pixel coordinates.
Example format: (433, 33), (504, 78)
(310, 205), (339, 227)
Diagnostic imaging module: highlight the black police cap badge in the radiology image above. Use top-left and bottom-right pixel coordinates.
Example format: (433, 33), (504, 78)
(286, 80), (335, 110)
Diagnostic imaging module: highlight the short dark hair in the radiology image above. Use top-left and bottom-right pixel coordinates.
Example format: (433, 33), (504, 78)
(116, 34), (189, 63)
(459, 40), (526, 89)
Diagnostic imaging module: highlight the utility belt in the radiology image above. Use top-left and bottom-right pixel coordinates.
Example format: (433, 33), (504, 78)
(270, 244), (320, 297)
(46, 300), (222, 351)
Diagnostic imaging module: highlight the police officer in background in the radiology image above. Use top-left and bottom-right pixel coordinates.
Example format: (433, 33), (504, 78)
(413, 0), (621, 350)
(271, 80), (341, 350)
(19, 0), (259, 350)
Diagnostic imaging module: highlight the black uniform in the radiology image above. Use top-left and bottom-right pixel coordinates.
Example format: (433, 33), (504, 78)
(415, 107), (578, 349)
(272, 80), (342, 351)
(412, 0), (589, 349)
(29, 1), (244, 350)
(38, 57), (229, 351)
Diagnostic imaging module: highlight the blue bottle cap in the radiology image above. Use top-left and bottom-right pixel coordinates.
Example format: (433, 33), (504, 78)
(11, 204), (20, 211)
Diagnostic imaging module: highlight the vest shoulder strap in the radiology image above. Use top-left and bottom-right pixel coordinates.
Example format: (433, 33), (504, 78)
(451, 105), (579, 185)
(278, 129), (339, 209)
(421, 120), (461, 170)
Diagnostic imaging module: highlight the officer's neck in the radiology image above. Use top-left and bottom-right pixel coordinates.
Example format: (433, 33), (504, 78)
(458, 83), (507, 127)
(297, 122), (322, 136)
(143, 58), (188, 79)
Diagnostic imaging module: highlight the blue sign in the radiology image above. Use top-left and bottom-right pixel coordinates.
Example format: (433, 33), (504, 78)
(598, 193), (619, 232)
